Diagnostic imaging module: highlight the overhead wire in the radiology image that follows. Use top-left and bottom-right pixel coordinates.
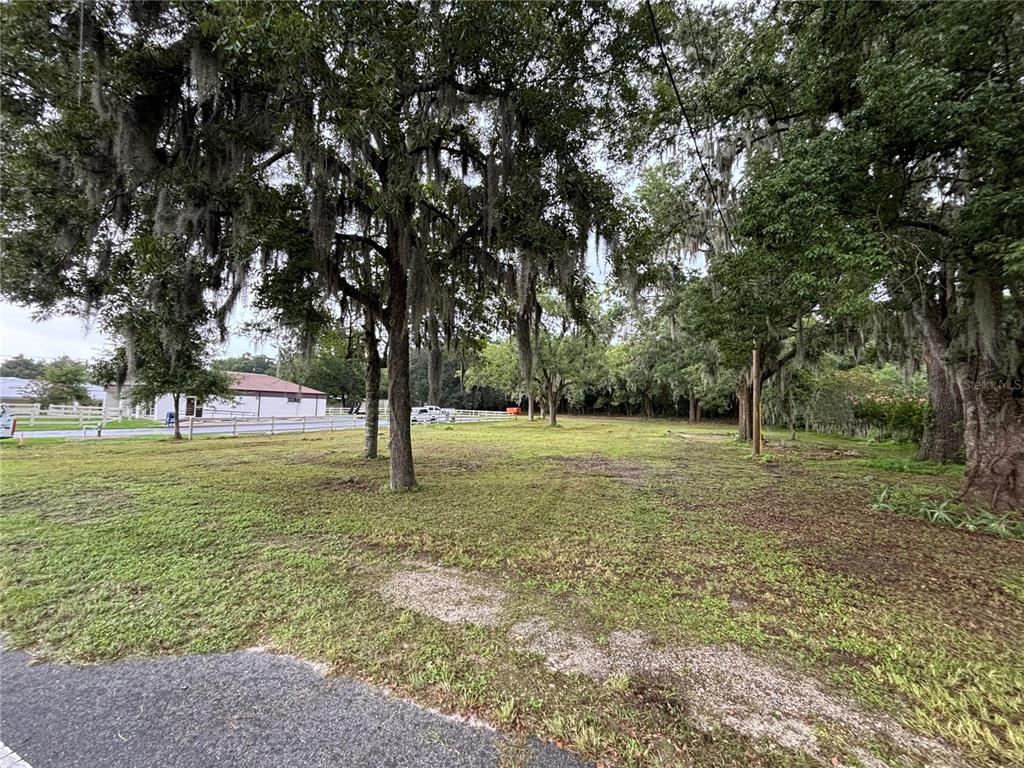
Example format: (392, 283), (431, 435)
(643, 0), (731, 244)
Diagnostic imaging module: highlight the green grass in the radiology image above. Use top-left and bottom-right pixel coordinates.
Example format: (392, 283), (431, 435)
(100, 418), (165, 429)
(1, 418), (1021, 767)
(13, 417), (163, 432)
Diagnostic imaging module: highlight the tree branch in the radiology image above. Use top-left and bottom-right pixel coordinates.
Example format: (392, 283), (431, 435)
(334, 273), (382, 315)
(400, 75), (509, 101)
(255, 147), (292, 172)
(335, 231), (388, 259)
(896, 219), (951, 238)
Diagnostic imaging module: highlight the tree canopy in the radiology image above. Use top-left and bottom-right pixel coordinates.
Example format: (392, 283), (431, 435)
(2, 0), (1019, 507)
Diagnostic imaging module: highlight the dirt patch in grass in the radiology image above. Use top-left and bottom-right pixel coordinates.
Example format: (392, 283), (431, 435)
(285, 451), (341, 465)
(511, 618), (967, 767)
(511, 617), (618, 679)
(383, 553), (969, 765)
(262, 534), (331, 554)
(647, 441), (1015, 633)
(664, 429), (731, 444)
(413, 443), (504, 475)
(315, 475), (377, 493)
(35, 489), (134, 523)
(718, 474), (1024, 639)
(198, 456), (257, 467)
(381, 563), (508, 626)
(549, 455), (650, 489)
(417, 457), (487, 473)
(765, 443), (866, 461)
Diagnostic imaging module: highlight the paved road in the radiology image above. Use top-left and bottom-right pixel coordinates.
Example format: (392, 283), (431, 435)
(21, 416), (388, 440)
(0, 645), (588, 768)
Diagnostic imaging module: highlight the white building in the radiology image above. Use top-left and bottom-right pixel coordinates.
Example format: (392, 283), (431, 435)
(105, 372), (327, 419)
(0, 377), (39, 405)
(1, 377), (105, 406)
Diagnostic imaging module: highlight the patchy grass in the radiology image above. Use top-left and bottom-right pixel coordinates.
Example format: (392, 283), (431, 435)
(1, 418), (1021, 767)
(12, 417), (163, 432)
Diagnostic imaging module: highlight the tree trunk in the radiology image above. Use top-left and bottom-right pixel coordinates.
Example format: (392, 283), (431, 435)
(547, 380), (557, 426)
(957, 362), (1024, 510)
(737, 372), (753, 441)
(514, 270), (536, 422)
(918, 349), (963, 463)
(363, 310), (381, 459)
(752, 348), (762, 454)
(172, 393), (182, 440)
(688, 392), (698, 423)
(386, 229), (415, 490)
(426, 311), (442, 405)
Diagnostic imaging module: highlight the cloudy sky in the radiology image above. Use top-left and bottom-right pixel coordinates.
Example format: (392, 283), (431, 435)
(0, 300), (274, 364)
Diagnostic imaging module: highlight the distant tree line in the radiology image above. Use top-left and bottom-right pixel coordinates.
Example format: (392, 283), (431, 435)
(0, 355), (94, 407)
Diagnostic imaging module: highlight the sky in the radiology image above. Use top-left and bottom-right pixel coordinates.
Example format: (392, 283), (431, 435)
(0, 300), (276, 364)
(1, 240), (612, 365)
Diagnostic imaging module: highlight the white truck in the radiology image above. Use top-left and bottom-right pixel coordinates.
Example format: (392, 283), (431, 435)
(411, 405), (453, 424)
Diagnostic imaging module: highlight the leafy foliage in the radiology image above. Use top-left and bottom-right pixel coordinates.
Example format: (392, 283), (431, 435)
(22, 357), (92, 406)
(0, 355), (46, 379)
(276, 327), (366, 408)
(764, 361), (928, 442)
(213, 355), (277, 376)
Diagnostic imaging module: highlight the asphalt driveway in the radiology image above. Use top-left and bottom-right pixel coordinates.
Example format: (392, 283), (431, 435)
(0, 645), (588, 768)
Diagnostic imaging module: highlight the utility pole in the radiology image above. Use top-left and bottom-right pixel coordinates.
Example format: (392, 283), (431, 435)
(752, 347), (762, 455)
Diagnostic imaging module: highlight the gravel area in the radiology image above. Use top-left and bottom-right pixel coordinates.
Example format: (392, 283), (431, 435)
(510, 618), (970, 767)
(381, 563), (508, 626)
(327, 559), (972, 766)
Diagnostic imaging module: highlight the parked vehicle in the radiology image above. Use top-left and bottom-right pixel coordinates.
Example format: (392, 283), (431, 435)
(0, 404), (16, 439)
(411, 405), (453, 423)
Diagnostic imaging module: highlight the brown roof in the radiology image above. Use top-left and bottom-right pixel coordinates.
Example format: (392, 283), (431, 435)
(228, 372), (326, 396)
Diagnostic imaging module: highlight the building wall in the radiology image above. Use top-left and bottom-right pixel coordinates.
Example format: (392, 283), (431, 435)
(151, 392), (325, 420)
(103, 388), (124, 412)
(103, 386), (152, 417)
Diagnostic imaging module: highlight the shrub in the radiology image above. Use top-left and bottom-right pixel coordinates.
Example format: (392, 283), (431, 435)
(871, 486), (1024, 540)
(852, 395), (927, 443)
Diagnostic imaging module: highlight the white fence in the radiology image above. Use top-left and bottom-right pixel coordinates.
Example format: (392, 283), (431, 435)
(2, 404), (138, 427)
(446, 409), (513, 423)
(8, 407), (514, 439)
(194, 407), (258, 419)
(6, 404), (114, 417)
(37, 404), (108, 416)
(325, 407), (356, 417)
(325, 401), (390, 418)
(175, 409), (512, 438)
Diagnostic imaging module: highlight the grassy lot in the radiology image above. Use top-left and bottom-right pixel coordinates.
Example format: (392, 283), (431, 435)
(13, 418), (164, 432)
(1, 418), (1020, 767)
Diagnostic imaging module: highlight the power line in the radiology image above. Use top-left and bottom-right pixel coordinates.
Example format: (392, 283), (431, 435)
(643, 0), (731, 243)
